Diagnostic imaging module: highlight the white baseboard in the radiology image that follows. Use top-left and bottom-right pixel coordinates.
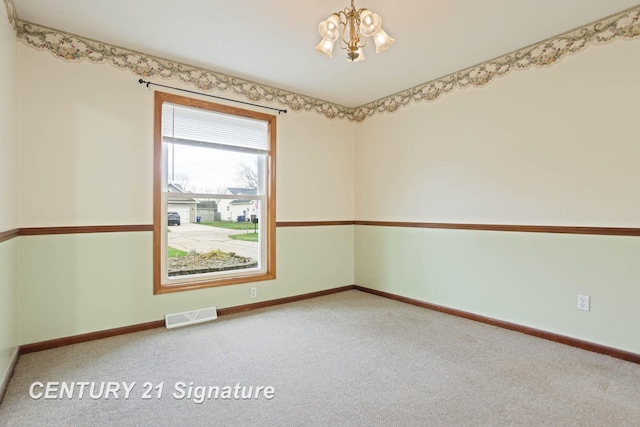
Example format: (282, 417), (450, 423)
(0, 347), (19, 404)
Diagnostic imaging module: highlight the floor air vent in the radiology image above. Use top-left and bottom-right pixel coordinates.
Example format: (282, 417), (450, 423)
(165, 306), (218, 329)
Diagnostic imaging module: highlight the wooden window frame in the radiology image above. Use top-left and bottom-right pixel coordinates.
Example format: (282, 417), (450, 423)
(153, 91), (276, 294)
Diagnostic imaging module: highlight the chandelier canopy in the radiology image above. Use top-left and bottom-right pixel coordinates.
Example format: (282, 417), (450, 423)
(315, 0), (394, 62)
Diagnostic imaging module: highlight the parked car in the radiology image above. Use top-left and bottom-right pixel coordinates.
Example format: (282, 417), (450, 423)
(168, 211), (181, 226)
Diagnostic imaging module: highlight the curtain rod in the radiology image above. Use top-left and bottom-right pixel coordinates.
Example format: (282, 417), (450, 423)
(138, 79), (288, 115)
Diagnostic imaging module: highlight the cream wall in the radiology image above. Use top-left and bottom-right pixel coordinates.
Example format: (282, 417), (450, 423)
(278, 109), (354, 221)
(0, 8), (18, 389)
(354, 40), (640, 353)
(17, 49), (153, 227)
(16, 46), (355, 227)
(355, 42), (640, 226)
(16, 44), (355, 344)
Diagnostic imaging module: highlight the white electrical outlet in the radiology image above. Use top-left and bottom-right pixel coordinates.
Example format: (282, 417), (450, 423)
(577, 294), (590, 311)
(250, 287), (257, 298)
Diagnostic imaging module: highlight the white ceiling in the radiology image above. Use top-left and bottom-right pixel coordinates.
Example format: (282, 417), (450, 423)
(12, 0), (640, 108)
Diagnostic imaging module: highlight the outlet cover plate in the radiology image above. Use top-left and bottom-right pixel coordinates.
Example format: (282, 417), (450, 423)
(577, 294), (590, 311)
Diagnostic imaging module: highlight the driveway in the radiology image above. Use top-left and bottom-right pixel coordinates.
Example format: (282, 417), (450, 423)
(167, 223), (259, 259)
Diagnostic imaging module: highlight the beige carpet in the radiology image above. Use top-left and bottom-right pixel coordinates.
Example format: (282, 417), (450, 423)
(1, 290), (638, 426)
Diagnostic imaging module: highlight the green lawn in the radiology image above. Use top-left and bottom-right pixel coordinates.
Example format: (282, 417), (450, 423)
(229, 232), (259, 242)
(200, 221), (256, 231)
(168, 246), (188, 258)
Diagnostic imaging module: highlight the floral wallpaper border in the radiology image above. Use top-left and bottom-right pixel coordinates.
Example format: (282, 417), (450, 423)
(3, 0), (17, 32)
(16, 20), (355, 121)
(10, 3), (640, 122)
(352, 5), (640, 121)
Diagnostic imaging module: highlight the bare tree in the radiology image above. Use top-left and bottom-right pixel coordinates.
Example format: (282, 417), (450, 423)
(235, 162), (258, 189)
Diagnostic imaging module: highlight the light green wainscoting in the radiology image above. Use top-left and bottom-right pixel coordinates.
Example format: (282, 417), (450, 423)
(17, 226), (354, 345)
(355, 225), (640, 354)
(0, 239), (18, 386)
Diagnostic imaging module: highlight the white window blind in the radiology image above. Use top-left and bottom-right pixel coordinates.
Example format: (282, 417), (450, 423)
(162, 103), (269, 151)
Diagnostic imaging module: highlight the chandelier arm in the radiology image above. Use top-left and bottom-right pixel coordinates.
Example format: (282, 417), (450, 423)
(336, 11), (349, 50)
(337, 20), (349, 50)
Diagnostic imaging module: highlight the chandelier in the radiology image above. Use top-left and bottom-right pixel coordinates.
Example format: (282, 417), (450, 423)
(315, 0), (394, 62)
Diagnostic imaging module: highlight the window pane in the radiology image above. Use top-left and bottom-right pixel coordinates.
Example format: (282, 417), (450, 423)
(166, 199), (262, 279)
(166, 143), (260, 194)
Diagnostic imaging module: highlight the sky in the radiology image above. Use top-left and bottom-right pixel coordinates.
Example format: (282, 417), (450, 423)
(168, 144), (258, 194)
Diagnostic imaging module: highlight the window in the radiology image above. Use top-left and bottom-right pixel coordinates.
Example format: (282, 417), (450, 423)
(154, 92), (276, 294)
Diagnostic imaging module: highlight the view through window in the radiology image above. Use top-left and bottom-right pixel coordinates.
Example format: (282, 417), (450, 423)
(154, 92), (276, 294)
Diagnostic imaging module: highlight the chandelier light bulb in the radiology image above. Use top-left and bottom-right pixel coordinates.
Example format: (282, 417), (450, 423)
(359, 10), (381, 37)
(327, 13), (341, 28)
(373, 28), (394, 53)
(318, 19), (339, 41)
(315, 38), (336, 58)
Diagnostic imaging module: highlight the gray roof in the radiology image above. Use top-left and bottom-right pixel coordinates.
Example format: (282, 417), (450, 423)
(227, 187), (257, 195)
(167, 182), (197, 203)
(168, 182), (185, 192)
(230, 199), (254, 205)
